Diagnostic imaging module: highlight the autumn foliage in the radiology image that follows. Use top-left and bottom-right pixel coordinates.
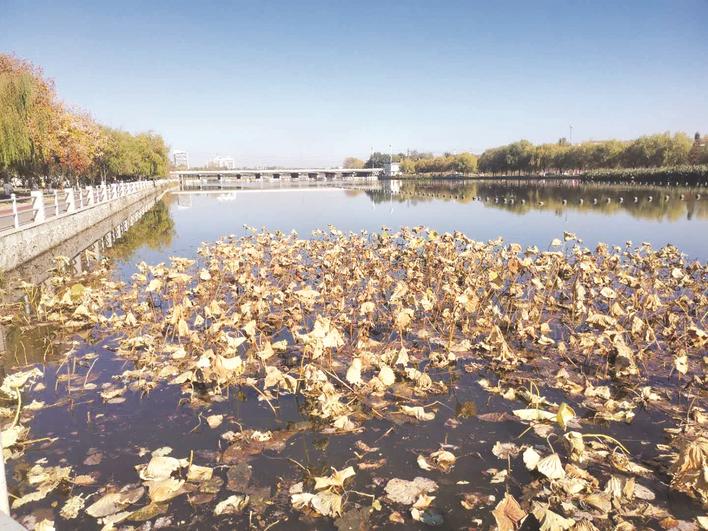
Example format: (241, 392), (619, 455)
(0, 53), (168, 186)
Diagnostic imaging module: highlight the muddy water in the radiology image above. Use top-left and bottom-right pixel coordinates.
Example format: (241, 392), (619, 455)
(3, 179), (707, 530)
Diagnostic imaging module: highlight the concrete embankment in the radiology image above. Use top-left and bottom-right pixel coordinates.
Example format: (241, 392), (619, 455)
(0, 181), (174, 272)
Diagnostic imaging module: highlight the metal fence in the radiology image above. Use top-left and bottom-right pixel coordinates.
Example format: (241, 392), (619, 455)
(0, 180), (168, 233)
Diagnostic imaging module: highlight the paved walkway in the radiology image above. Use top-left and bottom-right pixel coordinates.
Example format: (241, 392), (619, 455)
(0, 202), (35, 232)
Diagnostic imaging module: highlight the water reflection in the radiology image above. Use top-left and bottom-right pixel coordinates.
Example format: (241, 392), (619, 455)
(0, 323), (58, 370)
(106, 198), (176, 262)
(168, 179), (707, 260)
(368, 179), (707, 222)
(0, 197), (176, 371)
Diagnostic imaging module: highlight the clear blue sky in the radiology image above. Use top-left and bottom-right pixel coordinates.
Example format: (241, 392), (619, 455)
(2, 0), (707, 167)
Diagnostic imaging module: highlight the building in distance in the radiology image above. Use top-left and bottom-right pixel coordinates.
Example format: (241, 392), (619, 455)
(383, 160), (400, 177)
(209, 156), (236, 170)
(172, 150), (189, 169)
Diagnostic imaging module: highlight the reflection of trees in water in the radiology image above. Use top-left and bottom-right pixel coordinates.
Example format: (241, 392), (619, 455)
(368, 181), (478, 205)
(366, 180), (707, 222)
(1, 198), (176, 371)
(107, 199), (176, 261)
(0, 323), (58, 371)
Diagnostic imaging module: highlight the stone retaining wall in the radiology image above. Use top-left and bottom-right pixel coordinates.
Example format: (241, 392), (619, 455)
(0, 182), (173, 272)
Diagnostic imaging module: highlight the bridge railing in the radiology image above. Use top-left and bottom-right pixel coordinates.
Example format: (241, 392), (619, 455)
(0, 179), (169, 234)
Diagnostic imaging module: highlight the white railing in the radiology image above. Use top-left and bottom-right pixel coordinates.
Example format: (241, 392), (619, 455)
(0, 179), (170, 233)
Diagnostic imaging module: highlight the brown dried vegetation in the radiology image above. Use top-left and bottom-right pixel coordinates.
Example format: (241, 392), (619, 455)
(1, 227), (707, 529)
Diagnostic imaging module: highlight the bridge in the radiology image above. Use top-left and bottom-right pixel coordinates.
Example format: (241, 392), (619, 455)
(171, 167), (384, 184)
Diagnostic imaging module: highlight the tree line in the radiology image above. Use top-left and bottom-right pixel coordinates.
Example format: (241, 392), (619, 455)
(0, 54), (169, 187)
(345, 151), (479, 175)
(477, 133), (708, 175)
(349, 133), (708, 176)
(401, 152), (478, 175)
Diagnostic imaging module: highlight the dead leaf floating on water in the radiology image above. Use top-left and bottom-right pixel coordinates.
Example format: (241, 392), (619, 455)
(59, 496), (85, 519)
(378, 365), (395, 386)
(147, 478), (185, 503)
(492, 493), (526, 531)
(314, 466), (356, 490)
(492, 441), (520, 460)
(385, 477), (438, 505)
(291, 466), (356, 518)
(139, 455), (186, 481)
(670, 437), (708, 504)
(523, 447), (541, 470)
(206, 414), (223, 429)
(536, 454), (566, 480)
(214, 495), (249, 515)
(400, 405), (435, 421)
(86, 485), (144, 518)
(187, 464), (213, 482)
(532, 503), (575, 531)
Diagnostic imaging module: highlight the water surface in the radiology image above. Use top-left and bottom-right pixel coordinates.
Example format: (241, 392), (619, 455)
(116, 180), (708, 278)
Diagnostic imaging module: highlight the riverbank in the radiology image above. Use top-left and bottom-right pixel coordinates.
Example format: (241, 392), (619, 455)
(392, 164), (708, 184)
(0, 180), (175, 272)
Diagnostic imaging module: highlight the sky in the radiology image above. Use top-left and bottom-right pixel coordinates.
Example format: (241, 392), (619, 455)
(2, 0), (708, 167)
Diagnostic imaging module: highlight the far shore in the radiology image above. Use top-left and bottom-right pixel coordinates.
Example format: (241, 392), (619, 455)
(385, 164), (708, 184)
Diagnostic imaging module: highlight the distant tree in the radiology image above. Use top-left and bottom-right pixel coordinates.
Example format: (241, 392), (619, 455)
(505, 141), (534, 174)
(532, 143), (560, 172)
(365, 152), (401, 168)
(479, 132), (700, 176)
(478, 147), (505, 175)
(405, 150), (434, 161)
(51, 111), (103, 185)
(398, 152), (477, 175)
(584, 140), (625, 169)
(0, 63), (33, 175)
(343, 157), (364, 169)
(399, 158), (416, 174)
(452, 152), (478, 174)
(622, 133), (692, 168)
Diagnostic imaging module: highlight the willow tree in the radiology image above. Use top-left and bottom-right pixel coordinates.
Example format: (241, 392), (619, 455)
(0, 58), (35, 177)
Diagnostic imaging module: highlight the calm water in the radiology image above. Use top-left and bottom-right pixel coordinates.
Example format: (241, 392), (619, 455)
(116, 180), (708, 277)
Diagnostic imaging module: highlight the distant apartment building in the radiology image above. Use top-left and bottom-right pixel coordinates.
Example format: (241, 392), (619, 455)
(172, 150), (189, 169)
(209, 157), (236, 170)
(209, 156), (236, 170)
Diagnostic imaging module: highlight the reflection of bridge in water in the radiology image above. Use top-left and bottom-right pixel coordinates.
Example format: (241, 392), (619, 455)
(171, 167), (383, 186)
(174, 179), (383, 208)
